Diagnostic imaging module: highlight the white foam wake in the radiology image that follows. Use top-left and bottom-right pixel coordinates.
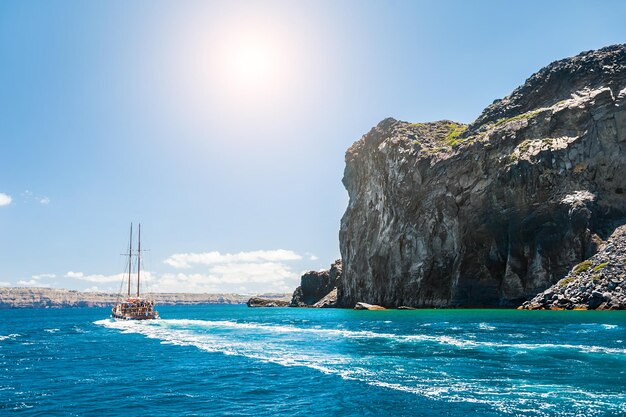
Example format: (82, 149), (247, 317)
(0, 333), (21, 341)
(93, 318), (626, 416)
(96, 318), (626, 355)
(94, 318), (349, 374)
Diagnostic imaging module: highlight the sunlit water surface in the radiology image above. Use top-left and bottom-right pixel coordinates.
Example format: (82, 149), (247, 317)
(1, 305), (625, 416)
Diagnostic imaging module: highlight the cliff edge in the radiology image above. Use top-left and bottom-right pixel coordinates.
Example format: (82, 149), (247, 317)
(339, 45), (626, 308)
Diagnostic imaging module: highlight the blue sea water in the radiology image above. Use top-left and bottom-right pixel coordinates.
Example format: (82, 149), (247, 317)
(1, 305), (625, 416)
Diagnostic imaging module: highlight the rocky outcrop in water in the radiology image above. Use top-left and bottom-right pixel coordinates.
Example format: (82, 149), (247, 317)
(246, 297), (290, 307)
(520, 225), (626, 310)
(0, 287), (290, 308)
(354, 302), (386, 310)
(338, 45), (626, 308)
(290, 260), (342, 307)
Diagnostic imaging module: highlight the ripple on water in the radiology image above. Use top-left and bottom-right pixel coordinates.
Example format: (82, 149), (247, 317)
(92, 316), (626, 416)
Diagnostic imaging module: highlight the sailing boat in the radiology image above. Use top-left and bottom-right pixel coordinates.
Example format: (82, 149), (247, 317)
(111, 223), (159, 320)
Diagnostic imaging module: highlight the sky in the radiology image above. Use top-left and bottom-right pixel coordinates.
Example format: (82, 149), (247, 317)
(1, 0), (625, 294)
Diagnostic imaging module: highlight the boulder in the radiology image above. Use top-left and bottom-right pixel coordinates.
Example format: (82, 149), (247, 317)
(354, 302), (386, 310)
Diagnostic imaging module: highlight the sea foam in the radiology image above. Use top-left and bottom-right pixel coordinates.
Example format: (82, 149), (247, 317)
(94, 317), (626, 417)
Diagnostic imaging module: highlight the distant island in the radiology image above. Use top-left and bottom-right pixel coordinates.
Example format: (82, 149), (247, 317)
(0, 287), (290, 309)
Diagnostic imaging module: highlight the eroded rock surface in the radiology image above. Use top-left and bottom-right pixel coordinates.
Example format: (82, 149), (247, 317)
(354, 302), (386, 310)
(520, 225), (626, 310)
(246, 297), (290, 307)
(338, 45), (626, 308)
(290, 260), (342, 307)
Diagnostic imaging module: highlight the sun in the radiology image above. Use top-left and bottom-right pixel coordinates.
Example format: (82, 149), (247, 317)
(171, 7), (319, 131)
(229, 41), (277, 87)
(207, 29), (288, 103)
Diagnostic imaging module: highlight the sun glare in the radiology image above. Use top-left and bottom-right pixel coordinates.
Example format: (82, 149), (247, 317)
(187, 25), (297, 117)
(229, 41), (277, 86)
(171, 5), (326, 134)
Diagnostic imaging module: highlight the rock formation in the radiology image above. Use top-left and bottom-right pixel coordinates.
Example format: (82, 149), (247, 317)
(290, 260), (342, 307)
(0, 287), (290, 309)
(354, 302), (386, 310)
(520, 225), (626, 310)
(338, 45), (626, 308)
(246, 297), (290, 307)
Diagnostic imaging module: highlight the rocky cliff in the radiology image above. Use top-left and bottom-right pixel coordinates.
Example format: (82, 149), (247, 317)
(338, 45), (626, 308)
(290, 260), (342, 307)
(0, 287), (290, 309)
(520, 225), (626, 310)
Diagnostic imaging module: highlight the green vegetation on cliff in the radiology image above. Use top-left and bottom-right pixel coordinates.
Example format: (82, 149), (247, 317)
(444, 123), (468, 147)
(494, 110), (541, 127)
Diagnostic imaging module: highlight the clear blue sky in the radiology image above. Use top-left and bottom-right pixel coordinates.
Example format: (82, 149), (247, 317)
(1, 0), (625, 293)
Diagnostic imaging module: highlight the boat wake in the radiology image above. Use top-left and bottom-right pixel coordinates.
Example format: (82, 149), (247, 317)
(94, 318), (626, 416)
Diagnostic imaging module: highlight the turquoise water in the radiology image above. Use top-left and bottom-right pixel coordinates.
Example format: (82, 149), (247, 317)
(1, 306), (625, 416)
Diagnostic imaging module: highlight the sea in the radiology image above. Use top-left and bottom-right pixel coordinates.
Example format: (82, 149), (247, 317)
(1, 305), (625, 416)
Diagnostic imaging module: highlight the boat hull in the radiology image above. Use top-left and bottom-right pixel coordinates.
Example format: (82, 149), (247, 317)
(111, 312), (160, 320)
(111, 298), (159, 321)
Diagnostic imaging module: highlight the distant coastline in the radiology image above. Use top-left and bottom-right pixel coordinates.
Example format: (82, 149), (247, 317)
(0, 287), (290, 309)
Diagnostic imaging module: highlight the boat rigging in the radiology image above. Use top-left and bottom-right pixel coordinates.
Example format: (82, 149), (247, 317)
(111, 223), (159, 320)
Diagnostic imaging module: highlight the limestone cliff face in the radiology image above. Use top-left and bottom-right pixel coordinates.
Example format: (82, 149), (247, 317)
(338, 45), (626, 308)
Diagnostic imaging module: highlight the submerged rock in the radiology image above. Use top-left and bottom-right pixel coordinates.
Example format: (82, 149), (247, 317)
(520, 225), (626, 310)
(338, 45), (626, 308)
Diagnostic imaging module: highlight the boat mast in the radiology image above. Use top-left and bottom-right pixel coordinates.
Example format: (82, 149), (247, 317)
(128, 223), (133, 297)
(137, 223), (141, 297)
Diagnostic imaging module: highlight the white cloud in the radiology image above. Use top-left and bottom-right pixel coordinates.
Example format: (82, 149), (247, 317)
(65, 271), (123, 283)
(32, 273), (56, 280)
(155, 262), (298, 293)
(159, 249), (304, 292)
(0, 281), (11, 287)
(65, 270), (155, 284)
(309, 254), (319, 261)
(17, 279), (51, 287)
(0, 193), (12, 206)
(15, 273), (56, 287)
(54, 263), (298, 293)
(210, 262), (296, 284)
(20, 190), (50, 205)
(61, 248), (308, 293)
(163, 249), (302, 269)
